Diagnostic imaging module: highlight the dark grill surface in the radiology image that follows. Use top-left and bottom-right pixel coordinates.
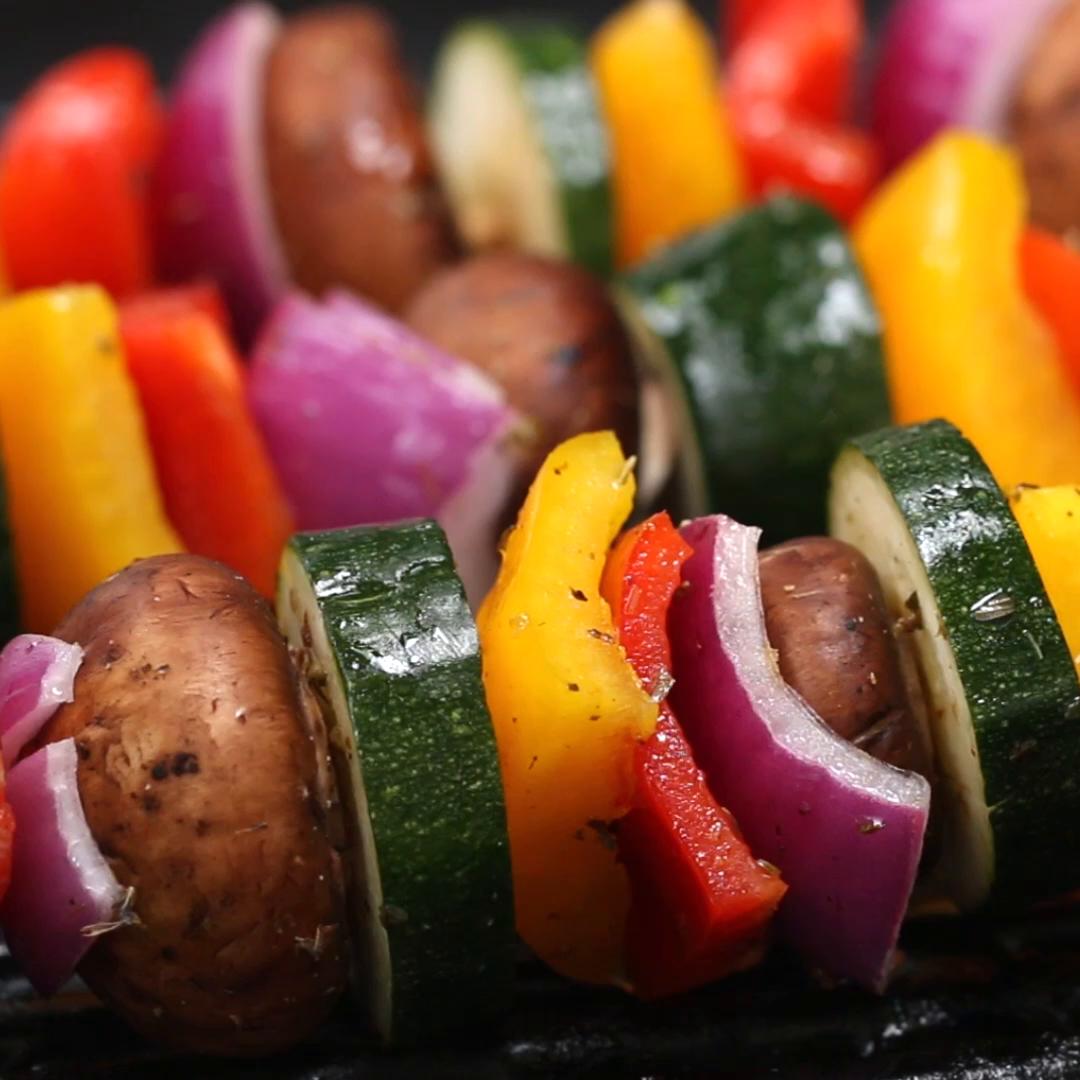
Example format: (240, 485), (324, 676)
(5, 911), (1080, 1078)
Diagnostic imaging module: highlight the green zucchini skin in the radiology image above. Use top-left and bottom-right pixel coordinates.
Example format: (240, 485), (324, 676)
(502, 23), (613, 276)
(834, 420), (1080, 908)
(624, 197), (889, 540)
(283, 520), (514, 1041)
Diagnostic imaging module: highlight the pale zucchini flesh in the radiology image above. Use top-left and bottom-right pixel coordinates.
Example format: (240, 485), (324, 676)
(429, 22), (612, 274)
(278, 546), (393, 1040)
(276, 521), (515, 1043)
(829, 421), (1080, 911)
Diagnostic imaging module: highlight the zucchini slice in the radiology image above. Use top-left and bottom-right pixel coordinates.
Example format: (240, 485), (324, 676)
(829, 420), (1080, 911)
(277, 520), (514, 1043)
(429, 21), (613, 276)
(624, 197), (890, 541)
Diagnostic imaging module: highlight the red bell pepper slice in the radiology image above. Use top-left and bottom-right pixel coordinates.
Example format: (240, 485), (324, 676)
(725, 0), (880, 222)
(119, 281), (230, 338)
(119, 287), (294, 597)
(0, 48), (162, 297)
(725, 0), (861, 124)
(1020, 227), (1080, 401)
(601, 513), (786, 999)
(732, 103), (881, 224)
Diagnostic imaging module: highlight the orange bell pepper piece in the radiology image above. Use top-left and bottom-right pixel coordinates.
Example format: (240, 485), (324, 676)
(1020, 227), (1080, 402)
(0, 286), (181, 631)
(854, 132), (1080, 490)
(592, 0), (745, 268)
(119, 288), (293, 597)
(477, 432), (656, 985)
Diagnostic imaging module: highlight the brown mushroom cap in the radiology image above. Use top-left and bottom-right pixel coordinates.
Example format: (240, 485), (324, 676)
(1009, 0), (1080, 236)
(263, 5), (459, 311)
(405, 251), (640, 488)
(41, 554), (347, 1056)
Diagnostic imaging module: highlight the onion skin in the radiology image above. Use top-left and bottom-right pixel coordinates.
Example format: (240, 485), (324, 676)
(1, 738), (124, 996)
(0, 635), (82, 769)
(250, 292), (523, 603)
(153, 3), (288, 341)
(871, 0), (1065, 169)
(668, 515), (930, 992)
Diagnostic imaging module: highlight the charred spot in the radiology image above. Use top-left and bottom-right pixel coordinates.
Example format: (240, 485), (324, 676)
(142, 793), (162, 813)
(570, 588), (588, 602)
(585, 818), (618, 852)
(170, 752), (200, 777)
(150, 760), (169, 782)
(195, 819), (211, 837)
(102, 641), (124, 666)
(567, 682), (580, 692)
(184, 897), (211, 936)
(129, 662), (154, 683)
(551, 343), (584, 367)
(160, 946), (178, 963)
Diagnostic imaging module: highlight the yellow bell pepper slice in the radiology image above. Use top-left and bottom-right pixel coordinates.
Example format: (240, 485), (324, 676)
(854, 132), (1080, 492)
(478, 431), (657, 985)
(592, 0), (745, 269)
(0, 286), (181, 631)
(1010, 485), (1080, 675)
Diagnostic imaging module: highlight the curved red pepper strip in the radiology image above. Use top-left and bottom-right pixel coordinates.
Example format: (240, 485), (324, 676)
(602, 513), (786, 999)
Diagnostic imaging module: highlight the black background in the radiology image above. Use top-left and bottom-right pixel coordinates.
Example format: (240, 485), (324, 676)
(0, 0), (891, 97)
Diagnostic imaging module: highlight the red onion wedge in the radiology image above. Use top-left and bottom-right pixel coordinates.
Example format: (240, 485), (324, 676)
(1, 739), (125, 996)
(872, 0), (1065, 169)
(0, 635), (82, 770)
(153, 2), (288, 341)
(249, 292), (523, 602)
(668, 515), (930, 992)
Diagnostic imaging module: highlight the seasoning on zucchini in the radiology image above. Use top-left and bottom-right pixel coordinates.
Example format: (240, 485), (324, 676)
(624, 196), (890, 541)
(829, 419), (1080, 911)
(278, 520), (515, 1043)
(429, 20), (613, 276)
